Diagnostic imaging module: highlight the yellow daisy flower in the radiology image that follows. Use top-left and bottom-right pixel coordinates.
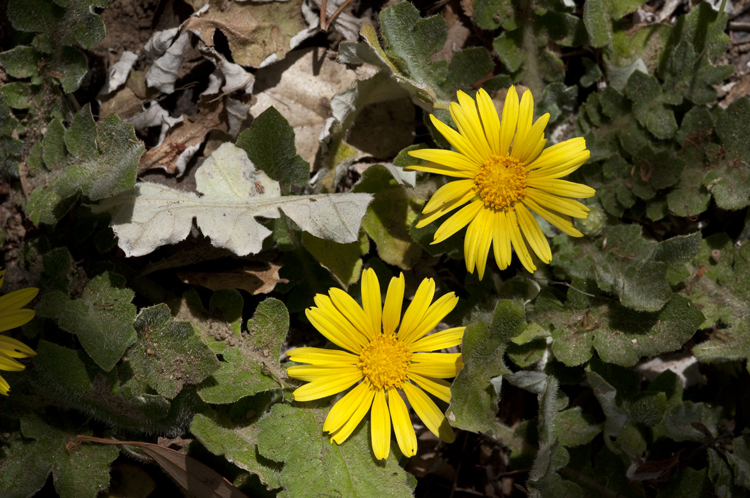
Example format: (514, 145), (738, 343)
(407, 86), (595, 278)
(287, 268), (464, 460)
(0, 269), (38, 396)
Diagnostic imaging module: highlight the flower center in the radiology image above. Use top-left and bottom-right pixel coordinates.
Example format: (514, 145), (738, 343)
(474, 155), (527, 211)
(358, 335), (412, 390)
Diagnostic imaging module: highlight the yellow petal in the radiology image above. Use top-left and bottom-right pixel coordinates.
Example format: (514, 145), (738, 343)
(432, 200), (483, 245)
(408, 149), (481, 173)
(292, 370), (362, 402)
(522, 197), (583, 238)
(382, 273), (405, 336)
(331, 384), (376, 445)
(287, 364), (361, 383)
(526, 189), (590, 218)
(499, 86), (519, 156)
(526, 137), (588, 173)
(0, 352), (25, 372)
(409, 373), (452, 403)
(0, 287), (38, 314)
(423, 180), (475, 215)
(512, 90), (534, 157)
(507, 210), (536, 273)
(528, 178), (596, 198)
(400, 292), (459, 346)
(0, 335), (36, 358)
(410, 326), (465, 352)
(0, 270), (5, 289)
(493, 211), (512, 270)
(429, 115), (485, 165)
(388, 389), (417, 457)
(313, 294), (370, 348)
(329, 288), (376, 340)
(361, 269), (382, 338)
(398, 278), (435, 342)
(475, 208), (495, 280)
(306, 308), (363, 354)
(402, 382), (455, 443)
(324, 381), (371, 434)
(476, 88), (501, 155)
(371, 389), (391, 460)
(453, 92), (492, 159)
(0, 374), (9, 395)
(405, 161), (477, 179)
(286, 347), (359, 366)
(409, 353), (463, 378)
(0, 310), (35, 333)
(463, 207), (486, 275)
(516, 203), (552, 264)
(515, 113), (549, 164)
(416, 188), (476, 229)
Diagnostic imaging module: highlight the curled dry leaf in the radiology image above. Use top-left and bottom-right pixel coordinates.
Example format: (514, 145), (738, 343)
(178, 262), (288, 295)
(76, 435), (248, 498)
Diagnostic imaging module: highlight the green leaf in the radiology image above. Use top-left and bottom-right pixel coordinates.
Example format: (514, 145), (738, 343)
(656, 467), (711, 498)
(256, 403), (417, 497)
(624, 71), (677, 140)
(353, 164), (422, 270)
(235, 107), (309, 190)
(42, 117), (68, 170)
(586, 369), (629, 454)
(40, 246), (78, 293)
(37, 272), (137, 372)
(447, 300), (524, 445)
(493, 30), (525, 73)
(49, 47), (88, 93)
(0, 82), (35, 109)
(198, 298), (289, 404)
(584, 0), (646, 48)
(8, 0), (106, 50)
(728, 433), (750, 490)
(123, 305), (220, 399)
(472, 0), (516, 30)
(0, 414), (119, 498)
(175, 288), (244, 354)
(302, 231), (365, 287)
(554, 407), (603, 447)
(0, 46), (42, 80)
(191, 400), (283, 489)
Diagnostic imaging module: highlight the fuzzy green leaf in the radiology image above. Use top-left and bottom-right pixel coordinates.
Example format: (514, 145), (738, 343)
(0, 414), (118, 498)
(175, 288), (243, 354)
(8, 0), (106, 50)
(255, 403), (417, 497)
(236, 107), (309, 190)
(0, 46), (41, 80)
(447, 300), (524, 441)
(302, 231), (365, 287)
(123, 305), (220, 399)
(36, 272), (136, 372)
(198, 298), (289, 404)
(473, 0), (516, 30)
(624, 71), (677, 140)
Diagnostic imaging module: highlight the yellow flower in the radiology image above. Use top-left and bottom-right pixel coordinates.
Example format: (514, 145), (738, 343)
(407, 86), (595, 278)
(287, 268), (464, 460)
(0, 269), (38, 396)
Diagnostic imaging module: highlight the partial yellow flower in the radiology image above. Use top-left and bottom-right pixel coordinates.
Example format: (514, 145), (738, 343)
(0, 269), (38, 396)
(407, 87), (594, 278)
(287, 268), (464, 460)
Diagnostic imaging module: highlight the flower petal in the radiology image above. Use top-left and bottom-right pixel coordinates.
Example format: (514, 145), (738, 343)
(528, 178), (596, 198)
(405, 161), (477, 179)
(453, 92), (492, 159)
(400, 292), (459, 346)
(476, 88), (501, 155)
(423, 180), (475, 215)
(464, 206), (487, 276)
(526, 189), (590, 218)
(0, 310), (35, 333)
(398, 278), (435, 342)
(402, 382), (455, 443)
(429, 115), (485, 165)
(507, 210), (536, 273)
(407, 149), (481, 173)
(522, 197), (583, 237)
(432, 200), (483, 245)
(410, 353), (463, 378)
(499, 86), (519, 156)
(331, 384), (376, 444)
(410, 326), (465, 352)
(526, 137), (588, 174)
(324, 381), (371, 434)
(306, 307), (363, 354)
(0, 287), (38, 314)
(0, 352), (25, 372)
(382, 273), (405, 336)
(292, 369), (363, 402)
(313, 294), (370, 348)
(416, 187), (477, 229)
(493, 210), (513, 270)
(361, 269), (382, 338)
(286, 347), (359, 366)
(287, 364), (361, 383)
(512, 89), (534, 158)
(371, 389), (391, 460)
(476, 208), (495, 280)
(516, 203), (552, 264)
(388, 389), (417, 457)
(329, 288), (376, 340)
(409, 373), (452, 403)
(515, 113), (549, 164)
(0, 336), (36, 358)
(0, 374), (9, 396)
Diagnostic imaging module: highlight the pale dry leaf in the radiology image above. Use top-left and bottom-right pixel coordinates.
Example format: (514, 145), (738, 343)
(251, 47), (359, 165)
(100, 51), (138, 95)
(126, 102), (184, 146)
(146, 31), (191, 94)
(178, 263), (288, 295)
(76, 435), (248, 498)
(92, 143), (372, 257)
(145, 28), (180, 57)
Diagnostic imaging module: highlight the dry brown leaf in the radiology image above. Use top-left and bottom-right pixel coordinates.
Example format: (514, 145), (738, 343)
(251, 46), (360, 165)
(138, 101), (226, 175)
(178, 263), (288, 295)
(76, 435), (248, 498)
(185, 0), (307, 68)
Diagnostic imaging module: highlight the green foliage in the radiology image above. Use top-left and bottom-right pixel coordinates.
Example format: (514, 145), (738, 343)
(0, 414), (119, 498)
(255, 403), (417, 497)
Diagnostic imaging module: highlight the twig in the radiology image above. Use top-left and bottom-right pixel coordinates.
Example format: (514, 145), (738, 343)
(320, 0), (353, 32)
(729, 22), (750, 32)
